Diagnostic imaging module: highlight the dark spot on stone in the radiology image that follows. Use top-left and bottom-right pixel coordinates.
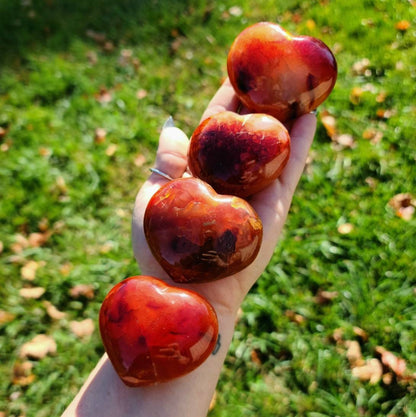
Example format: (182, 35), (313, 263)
(235, 66), (253, 94)
(215, 230), (237, 260)
(172, 236), (199, 254)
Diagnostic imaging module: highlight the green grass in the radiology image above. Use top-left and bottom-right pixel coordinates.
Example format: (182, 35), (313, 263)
(1, 0), (416, 416)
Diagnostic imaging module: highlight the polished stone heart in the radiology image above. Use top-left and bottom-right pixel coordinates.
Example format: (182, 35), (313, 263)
(189, 111), (290, 198)
(227, 22), (337, 122)
(144, 177), (263, 283)
(99, 275), (218, 387)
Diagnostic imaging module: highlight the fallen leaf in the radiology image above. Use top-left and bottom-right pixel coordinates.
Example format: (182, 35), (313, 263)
(395, 20), (411, 31)
(0, 240), (3, 254)
(94, 128), (107, 144)
(134, 153), (146, 167)
(43, 301), (67, 320)
(353, 326), (369, 341)
(105, 144), (118, 156)
(376, 108), (395, 119)
(375, 346), (407, 377)
(350, 86), (363, 105)
(376, 91), (387, 103)
(86, 29), (107, 44)
(69, 284), (95, 299)
(59, 262), (73, 276)
(250, 349), (263, 366)
(285, 309), (305, 324)
(333, 133), (356, 148)
(0, 126), (6, 138)
(362, 128), (383, 144)
(346, 340), (364, 367)
(209, 390), (217, 411)
(99, 241), (114, 254)
(0, 310), (16, 325)
(12, 361), (35, 386)
(338, 223), (354, 234)
(39, 147), (52, 157)
(19, 287), (45, 299)
(136, 89), (148, 100)
(19, 334), (57, 359)
(352, 58), (371, 76)
(352, 358), (383, 384)
(228, 6), (243, 16)
(95, 87), (112, 104)
(11, 234), (29, 253)
(21, 260), (45, 281)
(389, 193), (415, 220)
(69, 318), (95, 338)
(320, 111), (337, 139)
(315, 289), (339, 304)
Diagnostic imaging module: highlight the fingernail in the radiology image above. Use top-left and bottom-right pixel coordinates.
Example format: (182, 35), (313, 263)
(162, 115), (175, 129)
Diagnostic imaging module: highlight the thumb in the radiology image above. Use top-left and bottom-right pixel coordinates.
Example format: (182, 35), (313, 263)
(150, 118), (189, 185)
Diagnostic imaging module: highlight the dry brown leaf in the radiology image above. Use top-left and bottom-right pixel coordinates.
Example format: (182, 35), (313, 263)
(285, 309), (305, 324)
(134, 153), (147, 167)
(352, 58), (371, 76)
(12, 361), (35, 386)
(338, 223), (354, 235)
(43, 301), (67, 320)
(95, 87), (112, 104)
(136, 89), (148, 100)
(69, 284), (95, 299)
(315, 289), (339, 304)
(395, 20), (411, 31)
(0, 310), (16, 325)
(209, 390), (217, 411)
(320, 112), (337, 139)
(333, 133), (356, 148)
(389, 193), (415, 220)
(19, 334), (57, 359)
(376, 108), (395, 119)
(350, 86), (363, 105)
(59, 262), (73, 276)
(346, 340), (364, 367)
(352, 358), (383, 384)
(375, 346), (407, 377)
(105, 144), (118, 156)
(21, 260), (45, 281)
(11, 234), (29, 253)
(28, 231), (51, 247)
(0, 126), (6, 138)
(70, 318), (95, 338)
(0, 240), (3, 254)
(362, 128), (383, 144)
(94, 128), (107, 144)
(19, 287), (45, 299)
(353, 326), (369, 341)
(250, 349), (263, 366)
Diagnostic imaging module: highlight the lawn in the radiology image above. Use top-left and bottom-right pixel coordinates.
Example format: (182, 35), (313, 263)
(0, 0), (415, 416)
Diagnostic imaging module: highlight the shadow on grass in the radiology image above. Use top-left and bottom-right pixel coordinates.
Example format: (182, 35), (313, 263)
(0, 0), (200, 67)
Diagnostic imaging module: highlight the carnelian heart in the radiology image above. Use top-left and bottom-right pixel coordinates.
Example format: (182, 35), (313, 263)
(227, 22), (337, 122)
(99, 275), (219, 387)
(144, 177), (263, 283)
(188, 111), (290, 198)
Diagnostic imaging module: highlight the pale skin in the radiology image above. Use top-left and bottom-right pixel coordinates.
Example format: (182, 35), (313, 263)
(62, 78), (317, 417)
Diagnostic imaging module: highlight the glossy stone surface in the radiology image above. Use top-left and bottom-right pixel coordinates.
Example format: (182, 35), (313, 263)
(189, 111), (290, 198)
(144, 178), (263, 283)
(227, 22), (337, 123)
(99, 275), (218, 387)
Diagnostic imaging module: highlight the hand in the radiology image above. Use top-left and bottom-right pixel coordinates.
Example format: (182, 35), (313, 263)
(132, 78), (317, 319)
(62, 78), (316, 417)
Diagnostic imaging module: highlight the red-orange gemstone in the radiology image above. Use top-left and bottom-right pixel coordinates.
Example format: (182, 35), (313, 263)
(99, 275), (219, 387)
(144, 178), (263, 283)
(227, 22), (337, 122)
(189, 111), (290, 198)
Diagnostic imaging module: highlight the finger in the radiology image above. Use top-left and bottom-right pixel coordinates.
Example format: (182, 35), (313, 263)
(279, 112), (317, 197)
(149, 124), (189, 186)
(200, 78), (241, 121)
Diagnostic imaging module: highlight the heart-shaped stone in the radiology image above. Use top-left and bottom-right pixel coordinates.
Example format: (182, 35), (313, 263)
(188, 111), (290, 198)
(99, 275), (219, 387)
(144, 177), (263, 283)
(227, 22), (337, 122)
